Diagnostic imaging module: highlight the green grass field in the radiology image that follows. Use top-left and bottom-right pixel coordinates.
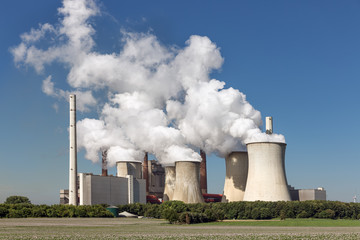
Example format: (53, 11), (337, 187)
(1, 218), (360, 239)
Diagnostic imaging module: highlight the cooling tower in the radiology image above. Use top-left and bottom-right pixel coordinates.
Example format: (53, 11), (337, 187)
(163, 166), (176, 201)
(69, 94), (78, 205)
(116, 161), (142, 179)
(172, 161), (204, 203)
(243, 142), (291, 201)
(222, 151), (248, 202)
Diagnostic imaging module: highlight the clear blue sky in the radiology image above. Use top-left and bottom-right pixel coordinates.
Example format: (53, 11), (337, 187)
(1, 0), (359, 204)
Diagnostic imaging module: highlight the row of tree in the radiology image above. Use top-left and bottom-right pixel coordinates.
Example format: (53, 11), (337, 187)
(3, 196), (360, 223)
(117, 200), (360, 223)
(0, 203), (113, 218)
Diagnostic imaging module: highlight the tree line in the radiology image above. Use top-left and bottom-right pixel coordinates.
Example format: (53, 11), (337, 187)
(3, 196), (360, 224)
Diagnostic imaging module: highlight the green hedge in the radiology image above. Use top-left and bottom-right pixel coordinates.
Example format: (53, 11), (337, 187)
(0, 204), (113, 218)
(3, 200), (360, 223)
(116, 200), (360, 224)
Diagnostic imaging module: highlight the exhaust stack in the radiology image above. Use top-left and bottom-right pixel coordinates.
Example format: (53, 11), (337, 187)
(222, 151), (248, 202)
(200, 149), (207, 194)
(266, 116), (273, 134)
(163, 166), (176, 201)
(243, 142), (291, 201)
(69, 94), (78, 205)
(142, 153), (149, 194)
(172, 161), (204, 203)
(101, 149), (108, 176)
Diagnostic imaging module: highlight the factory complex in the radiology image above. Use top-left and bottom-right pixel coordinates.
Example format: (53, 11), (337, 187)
(60, 95), (326, 206)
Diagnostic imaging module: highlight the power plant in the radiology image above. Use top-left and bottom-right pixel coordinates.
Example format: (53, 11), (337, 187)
(60, 94), (326, 205)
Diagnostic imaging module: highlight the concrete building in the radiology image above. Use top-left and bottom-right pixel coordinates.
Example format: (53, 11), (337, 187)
(222, 151), (248, 202)
(78, 173), (146, 205)
(243, 142), (291, 201)
(172, 161), (204, 203)
(147, 160), (165, 198)
(289, 186), (327, 201)
(60, 189), (69, 205)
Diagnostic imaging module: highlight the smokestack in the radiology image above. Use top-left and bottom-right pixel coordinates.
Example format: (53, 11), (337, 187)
(200, 149), (207, 194)
(101, 149), (108, 176)
(243, 142), (291, 201)
(142, 152), (149, 194)
(222, 151), (248, 202)
(172, 161), (204, 203)
(117, 161), (142, 179)
(266, 116), (273, 134)
(69, 94), (78, 205)
(163, 166), (176, 201)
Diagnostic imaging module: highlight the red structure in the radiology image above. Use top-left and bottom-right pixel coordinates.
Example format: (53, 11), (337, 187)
(146, 195), (161, 204)
(200, 149), (207, 194)
(202, 193), (223, 203)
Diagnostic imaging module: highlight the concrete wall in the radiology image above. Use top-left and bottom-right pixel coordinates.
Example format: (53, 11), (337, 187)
(222, 151), (248, 202)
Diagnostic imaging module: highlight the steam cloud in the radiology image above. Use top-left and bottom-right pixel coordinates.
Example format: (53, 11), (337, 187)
(11, 0), (285, 167)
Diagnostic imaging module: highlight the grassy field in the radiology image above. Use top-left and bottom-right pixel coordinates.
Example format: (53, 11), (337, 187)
(1, 218), (360, 239)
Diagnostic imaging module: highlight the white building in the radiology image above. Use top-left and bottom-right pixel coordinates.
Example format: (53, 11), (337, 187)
(78, 173), (146, 205)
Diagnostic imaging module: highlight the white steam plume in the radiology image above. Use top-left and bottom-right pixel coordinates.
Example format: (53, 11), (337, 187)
(11, 0), (285, 166)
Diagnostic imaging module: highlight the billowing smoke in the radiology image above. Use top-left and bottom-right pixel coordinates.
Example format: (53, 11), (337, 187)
(11, 0), (285, 166)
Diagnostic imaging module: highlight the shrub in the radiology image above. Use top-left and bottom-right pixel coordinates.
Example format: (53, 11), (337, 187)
(318, 209), (336, 219)
(0, 207), (9, 218)
(7, 209), (22, 218)
(162, 208), (178, 224)
(178, 211), (210, 224)
(260, 208), (272, 219)
(4, 196), (31, 204)
(251, 208), (261, 219)
(297, 210), (310, 218)
(279, 210), (286, 220)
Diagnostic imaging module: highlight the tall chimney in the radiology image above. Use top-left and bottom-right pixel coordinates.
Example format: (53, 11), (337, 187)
(142, 152), (149, 194)
(69, 94), (78, 205)
(101, 149), (108, 176)
(200, 149), (207, 194)
(266, 116), (273, 134)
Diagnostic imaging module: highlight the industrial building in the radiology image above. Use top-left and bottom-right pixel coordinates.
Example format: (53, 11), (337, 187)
(289, 186), (326, 201)
(61, 94), (326, 205)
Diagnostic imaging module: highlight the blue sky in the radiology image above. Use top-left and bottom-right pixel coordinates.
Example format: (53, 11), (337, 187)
(1, 0), (360, 204)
